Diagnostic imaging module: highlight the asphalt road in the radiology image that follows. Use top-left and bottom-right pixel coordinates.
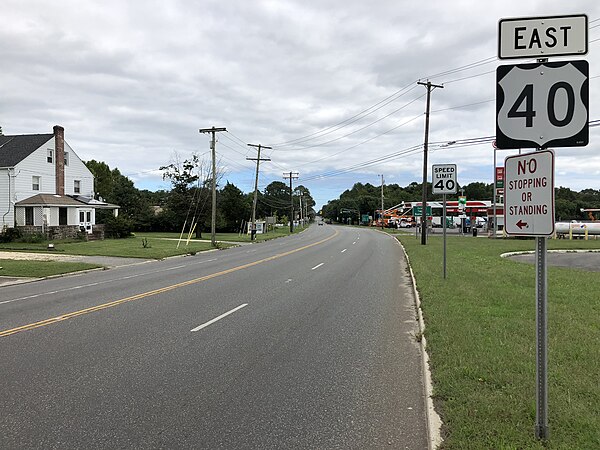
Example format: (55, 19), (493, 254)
(0, 225), (427, 449)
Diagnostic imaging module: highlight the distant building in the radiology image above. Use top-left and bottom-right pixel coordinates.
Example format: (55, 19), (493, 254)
(0, 125), (119, 239)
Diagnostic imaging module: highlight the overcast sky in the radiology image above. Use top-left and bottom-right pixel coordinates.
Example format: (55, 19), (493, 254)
(2, 0), (600, 209)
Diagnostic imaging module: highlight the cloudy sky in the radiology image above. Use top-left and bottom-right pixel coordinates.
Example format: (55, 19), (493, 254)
(2, 0), (600, 209)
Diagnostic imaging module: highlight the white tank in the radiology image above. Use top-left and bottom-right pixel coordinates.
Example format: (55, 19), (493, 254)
(555, 222), (600, 235)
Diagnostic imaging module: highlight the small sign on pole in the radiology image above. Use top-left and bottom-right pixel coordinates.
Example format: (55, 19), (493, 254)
(504, 150), (555, 236)
(432, 164), (458, 195)
(498, 14), (588, 59)
(432, 164), (458, 279)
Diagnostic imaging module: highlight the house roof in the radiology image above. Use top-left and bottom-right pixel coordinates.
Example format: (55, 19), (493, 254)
(15, 194), (120, 209)
(0, 134), (53, 167)
(16, 194), (88, 207)
(72, 195), (120, 209)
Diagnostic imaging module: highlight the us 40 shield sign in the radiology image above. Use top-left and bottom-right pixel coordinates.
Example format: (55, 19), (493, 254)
(496, 60), (588, 149)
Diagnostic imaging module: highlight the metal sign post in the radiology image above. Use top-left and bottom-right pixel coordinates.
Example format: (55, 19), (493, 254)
(432, 164), (457, 279)
(535, 231), (549, 440)
(442, 194), (447, 279)
(497, 14), (588, 442)
(504, 149), (554, 440)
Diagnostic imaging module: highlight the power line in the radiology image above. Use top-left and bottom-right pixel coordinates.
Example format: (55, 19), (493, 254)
(271, 82), (418, 147)
(274, 92), (426, 152)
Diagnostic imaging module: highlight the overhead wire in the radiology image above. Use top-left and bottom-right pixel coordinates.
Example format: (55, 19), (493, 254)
(270, 82), (418, 147)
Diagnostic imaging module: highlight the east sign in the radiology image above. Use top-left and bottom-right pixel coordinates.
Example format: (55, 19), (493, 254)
(498, 14), (588, 59)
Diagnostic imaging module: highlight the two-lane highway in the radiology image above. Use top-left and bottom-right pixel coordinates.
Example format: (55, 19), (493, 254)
(0, 225), (427, 449)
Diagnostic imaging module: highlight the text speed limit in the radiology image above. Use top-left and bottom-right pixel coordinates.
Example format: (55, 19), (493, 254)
(432, 164), (458, 194)
(496, 60), (588, 149)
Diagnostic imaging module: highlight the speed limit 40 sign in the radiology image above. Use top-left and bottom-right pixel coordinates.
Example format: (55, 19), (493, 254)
(496, 60), (588, 149)
(432, 164), (458, 194)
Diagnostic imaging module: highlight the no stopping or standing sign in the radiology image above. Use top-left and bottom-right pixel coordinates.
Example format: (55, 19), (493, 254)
(504, 150), (555, 236)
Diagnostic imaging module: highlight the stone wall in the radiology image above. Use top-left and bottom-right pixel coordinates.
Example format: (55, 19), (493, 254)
(17, 225), (82, 240)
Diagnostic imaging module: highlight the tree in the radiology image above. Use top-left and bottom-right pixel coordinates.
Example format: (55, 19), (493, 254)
(85, 160), (154, 232)
(85, 160), (113, 200)
(159, 153), (210, 237)
(219, 182), (251, 232)
(259, 181), (291, 219)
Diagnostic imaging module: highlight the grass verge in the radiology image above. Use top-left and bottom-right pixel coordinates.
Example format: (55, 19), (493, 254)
(0, 235), (223, 259)
(398, 235), (600, 449)
(0, 259), (100, 278)
(134, 226), (301, 243)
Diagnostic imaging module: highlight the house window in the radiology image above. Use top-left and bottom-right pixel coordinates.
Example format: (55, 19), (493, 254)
(74, 180), (81, 193)
(47, 149), (54, 163)
(25, 207), (34, 226)
(64, 152), (69, 166)
(32, 176), (41, 191)
(80, 211), (85, 222)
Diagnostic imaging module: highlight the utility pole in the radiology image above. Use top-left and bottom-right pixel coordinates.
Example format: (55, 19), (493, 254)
(283, 171), (299, 233)
(417, 80), (444, 245)
(247, 143), (271, 241)
(380, 174), (385, 230)
(299, 193), (303, 226)
(199, 126), (227, 247)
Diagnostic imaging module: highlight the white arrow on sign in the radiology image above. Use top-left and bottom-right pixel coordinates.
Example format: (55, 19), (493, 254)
(496, 61), (588, 149)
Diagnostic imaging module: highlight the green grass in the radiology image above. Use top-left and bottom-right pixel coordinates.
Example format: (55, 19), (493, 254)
(397, 235), (600, 449)
(0, 259), (100, 277)
(0, 227), (304, 276)
(134, 225), (300, 243)
(0, 236), (220, 259)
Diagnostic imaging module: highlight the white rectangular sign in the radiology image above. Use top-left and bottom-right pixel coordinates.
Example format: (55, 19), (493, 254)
(498, 14), (588, 59)
(432, 164), (457, 194)
(504, 150), (555, 236)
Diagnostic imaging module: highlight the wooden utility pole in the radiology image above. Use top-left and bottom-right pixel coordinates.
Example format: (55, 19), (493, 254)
(199, 126), (226, 247)
(380, 174), (385, 230)
(247, 143), (271, 241)
(417, 80), (444, 245)
(283, 171), (299, 233)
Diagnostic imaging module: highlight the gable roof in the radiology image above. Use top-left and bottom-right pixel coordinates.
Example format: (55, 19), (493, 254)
(0, 134), (53, 167)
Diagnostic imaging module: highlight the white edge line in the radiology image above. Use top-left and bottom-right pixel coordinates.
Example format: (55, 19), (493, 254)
(191, 303), (248, 332)
(311, 263), (324, 270)
(393, 235), (442, 450)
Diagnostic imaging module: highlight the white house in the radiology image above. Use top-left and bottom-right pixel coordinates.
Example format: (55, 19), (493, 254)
(0, 125), (118, 239)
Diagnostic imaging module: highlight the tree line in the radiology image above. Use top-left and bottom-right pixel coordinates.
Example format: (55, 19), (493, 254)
(85, 156), (316, 237)
(321, 181), (600, 222)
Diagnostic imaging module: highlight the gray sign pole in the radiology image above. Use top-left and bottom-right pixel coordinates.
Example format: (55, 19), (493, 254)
(535, 143), (549, 440)
(535, 235), (549, 440)
(443, 194), (447, 279)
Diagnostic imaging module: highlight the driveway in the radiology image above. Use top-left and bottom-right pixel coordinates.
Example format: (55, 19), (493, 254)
(508, 250), (600, 272)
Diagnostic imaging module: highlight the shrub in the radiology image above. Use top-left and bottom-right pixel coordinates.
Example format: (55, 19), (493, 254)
(0, 227), (22, 243)
(18, 232), (46, 243)
(103, 215), (134, 239)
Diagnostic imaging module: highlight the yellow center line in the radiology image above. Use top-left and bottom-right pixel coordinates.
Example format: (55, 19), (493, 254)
(0, 229), (339, 338)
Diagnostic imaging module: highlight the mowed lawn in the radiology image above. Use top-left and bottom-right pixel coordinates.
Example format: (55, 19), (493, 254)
(397, 234), (600, 449)
(0, 259), (100, 278)
(0, 228), (299, 277)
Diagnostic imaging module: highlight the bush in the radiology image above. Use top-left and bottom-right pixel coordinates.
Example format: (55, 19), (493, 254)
(0, 227), (22, 243)
(18, 232), (46, 243)
(103, 215), (134, 239)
